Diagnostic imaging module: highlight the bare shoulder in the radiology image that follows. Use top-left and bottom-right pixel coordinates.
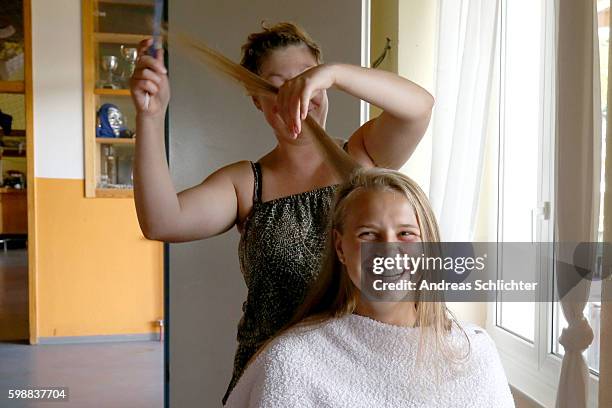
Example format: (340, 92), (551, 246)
(187, 160), (253, 205)
(212, 160), (254, 198)
(216, 160), (257, 225)
(213, 159), (253, 181)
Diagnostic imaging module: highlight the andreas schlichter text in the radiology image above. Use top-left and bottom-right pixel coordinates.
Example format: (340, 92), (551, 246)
(373, 279), (538, 291)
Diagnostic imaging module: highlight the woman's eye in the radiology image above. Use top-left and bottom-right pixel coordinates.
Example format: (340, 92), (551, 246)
(400, 231), (419, 239)
(358, 231), (376, 239)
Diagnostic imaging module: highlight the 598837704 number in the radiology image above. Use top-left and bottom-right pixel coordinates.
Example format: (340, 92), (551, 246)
(7, 388), (68, 400)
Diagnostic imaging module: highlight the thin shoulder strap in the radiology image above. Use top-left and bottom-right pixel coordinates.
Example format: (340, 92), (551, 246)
(250, 161), (263, 203)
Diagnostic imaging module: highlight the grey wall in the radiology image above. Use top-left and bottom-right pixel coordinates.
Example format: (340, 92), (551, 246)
(169, 1), (367, 406)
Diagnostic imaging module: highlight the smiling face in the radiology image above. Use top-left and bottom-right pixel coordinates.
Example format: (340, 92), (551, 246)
(334, 188), (422, 293)
(254, 44), (329, 141)
(107, 106), (124, 136)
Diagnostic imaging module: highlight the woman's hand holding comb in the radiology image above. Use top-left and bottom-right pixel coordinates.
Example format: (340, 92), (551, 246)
(130, 38), (170, 118)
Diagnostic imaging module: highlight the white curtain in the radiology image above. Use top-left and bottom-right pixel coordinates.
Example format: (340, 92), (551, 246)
(554, 0), (602, 407)
(429, 0), (500, 241)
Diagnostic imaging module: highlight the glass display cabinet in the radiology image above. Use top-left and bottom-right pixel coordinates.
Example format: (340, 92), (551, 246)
(82, 0), (155, 198)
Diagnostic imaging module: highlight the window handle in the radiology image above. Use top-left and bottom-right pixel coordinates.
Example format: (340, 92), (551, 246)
(531, 202), (550, 242)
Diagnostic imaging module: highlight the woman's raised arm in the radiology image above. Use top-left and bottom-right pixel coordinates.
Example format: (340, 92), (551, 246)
(131, 39), (240, 243)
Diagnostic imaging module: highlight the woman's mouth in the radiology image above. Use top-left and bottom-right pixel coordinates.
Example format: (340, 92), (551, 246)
(381, 267), (411, 281)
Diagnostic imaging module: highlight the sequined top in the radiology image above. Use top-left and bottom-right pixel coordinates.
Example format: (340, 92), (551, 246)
(222, 159), (341, 404)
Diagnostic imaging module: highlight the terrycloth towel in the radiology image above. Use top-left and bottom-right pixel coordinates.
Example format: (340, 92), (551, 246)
(226, 313), (515, 407)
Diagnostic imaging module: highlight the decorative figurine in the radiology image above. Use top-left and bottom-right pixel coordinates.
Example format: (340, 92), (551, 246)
(96, 103), (131, 138)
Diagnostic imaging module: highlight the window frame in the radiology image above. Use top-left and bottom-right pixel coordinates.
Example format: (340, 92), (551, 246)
(485, 0), (600, 406)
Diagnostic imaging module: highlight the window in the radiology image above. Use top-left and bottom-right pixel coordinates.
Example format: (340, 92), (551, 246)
(495, 0), (544, 344)
(486, 0), (603, 406)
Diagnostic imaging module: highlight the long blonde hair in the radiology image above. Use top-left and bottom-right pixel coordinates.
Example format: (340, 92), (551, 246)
(254, 168), (470, 363)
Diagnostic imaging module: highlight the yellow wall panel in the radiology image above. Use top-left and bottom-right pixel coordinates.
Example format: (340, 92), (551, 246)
(35, 177), (163, 337)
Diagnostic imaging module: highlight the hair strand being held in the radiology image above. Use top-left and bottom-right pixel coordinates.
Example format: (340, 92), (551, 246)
(168, 29), (362, 180)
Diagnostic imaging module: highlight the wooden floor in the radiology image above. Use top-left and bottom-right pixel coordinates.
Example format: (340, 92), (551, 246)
(0, 248), (28, 341)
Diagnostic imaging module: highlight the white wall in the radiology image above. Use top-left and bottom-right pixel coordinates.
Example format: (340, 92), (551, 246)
(168, 2), (366, 407)
(396, 0), (437, 194)
(31, 0), (84, 179)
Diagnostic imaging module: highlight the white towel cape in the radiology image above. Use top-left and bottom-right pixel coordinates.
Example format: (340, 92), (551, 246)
(226, 314), (515, 407)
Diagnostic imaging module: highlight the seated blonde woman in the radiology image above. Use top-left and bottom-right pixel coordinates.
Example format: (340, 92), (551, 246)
(226, 168), (514, 408)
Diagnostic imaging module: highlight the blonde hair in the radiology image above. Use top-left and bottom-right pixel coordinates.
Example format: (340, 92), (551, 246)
(253, 168), (470, 364)
(240, 21), (323, 74)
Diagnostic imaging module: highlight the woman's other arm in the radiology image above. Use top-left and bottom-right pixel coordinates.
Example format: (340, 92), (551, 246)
(277, 63), (434, 170)
(331, 64), (434, 170)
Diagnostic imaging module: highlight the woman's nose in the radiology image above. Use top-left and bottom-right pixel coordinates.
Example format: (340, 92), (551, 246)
(379, 231), (399, 243)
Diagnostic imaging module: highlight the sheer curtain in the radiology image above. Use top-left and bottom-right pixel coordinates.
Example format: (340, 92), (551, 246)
(429, 0), (500, 241)
(554, 0), (602, 407)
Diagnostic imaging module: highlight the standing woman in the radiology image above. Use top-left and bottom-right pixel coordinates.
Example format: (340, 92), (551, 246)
(130, 22), (434, 403)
